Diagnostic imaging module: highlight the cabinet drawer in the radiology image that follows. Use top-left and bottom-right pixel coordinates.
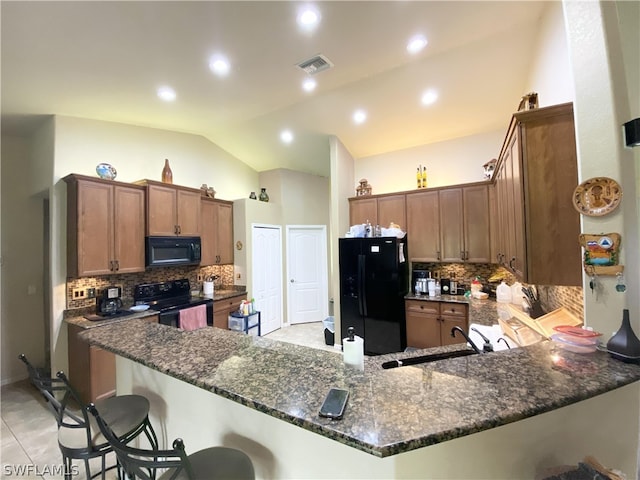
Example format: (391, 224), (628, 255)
(213, 295), (247, 313)
(405, 300), (439, 315)
(440, 302), (468, 317)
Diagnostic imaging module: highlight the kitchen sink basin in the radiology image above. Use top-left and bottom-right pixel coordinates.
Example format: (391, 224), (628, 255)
(381, 349), (478, 369)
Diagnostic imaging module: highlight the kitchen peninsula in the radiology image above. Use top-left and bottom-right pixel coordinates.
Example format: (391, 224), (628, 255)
(82, 316), (640, 479)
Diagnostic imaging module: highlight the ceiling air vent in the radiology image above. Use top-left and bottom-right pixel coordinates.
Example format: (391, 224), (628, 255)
(296, 54), (333, 75)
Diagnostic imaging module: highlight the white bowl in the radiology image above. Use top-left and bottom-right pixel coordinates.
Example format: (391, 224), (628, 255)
(129, 304), (150, 312)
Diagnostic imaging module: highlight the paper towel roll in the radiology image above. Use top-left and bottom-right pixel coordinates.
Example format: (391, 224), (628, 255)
(203, 281), (214, 295)
(343, 335), (364, 370)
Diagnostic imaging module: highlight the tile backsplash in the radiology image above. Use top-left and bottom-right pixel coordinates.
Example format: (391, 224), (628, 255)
(413, 262), (584, 319)
(66, 264), (235, 310)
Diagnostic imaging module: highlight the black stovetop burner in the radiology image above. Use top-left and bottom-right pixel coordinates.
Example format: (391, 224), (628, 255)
(133, 278), (211, 313)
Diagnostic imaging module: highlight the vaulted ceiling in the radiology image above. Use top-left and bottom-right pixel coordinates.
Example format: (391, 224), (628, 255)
(1, 1), (548, 176)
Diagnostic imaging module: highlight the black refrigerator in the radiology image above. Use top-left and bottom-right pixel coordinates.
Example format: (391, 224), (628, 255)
(339, 236), (409, 355)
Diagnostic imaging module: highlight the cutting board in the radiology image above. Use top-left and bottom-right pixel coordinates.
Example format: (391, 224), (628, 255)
(507, 305), (582, 338)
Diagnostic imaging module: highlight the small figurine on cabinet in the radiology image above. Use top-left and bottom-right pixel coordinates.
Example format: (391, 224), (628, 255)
(518, 92), (539, 111)
(483, 159), (497, 179)
(200, 184), (216, 198)
(356, 179), (372, 196)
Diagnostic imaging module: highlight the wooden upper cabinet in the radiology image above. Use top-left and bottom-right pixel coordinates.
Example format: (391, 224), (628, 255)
(462, 184), (491, 263)
(143, 180), (201, 236)
(435, 185), (492, 264)
(406, 190), (440, 262)
(377, 195), (406, 230)
(349, 197), (378, 226)
(495, 102), (581, 286)
(439, 189), (464, 262)
(201, 198), (234, 265)
(64, 174), (145, 277)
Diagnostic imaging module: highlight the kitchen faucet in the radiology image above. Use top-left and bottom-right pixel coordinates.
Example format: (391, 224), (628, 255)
(451, 326), (484, 354)
(470, 327), (494, 352)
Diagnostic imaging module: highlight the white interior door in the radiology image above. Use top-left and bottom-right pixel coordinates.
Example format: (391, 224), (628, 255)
(251, 225), (282, 335)
(287, 226), (328, 325)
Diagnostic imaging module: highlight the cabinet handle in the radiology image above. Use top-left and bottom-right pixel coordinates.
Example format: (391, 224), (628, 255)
(465, 250), (469, 261)
(436, 250), (441, 261)
(460, 251), (465, 260)
(509, 257), (516, 269)
(109, 260), (114, 271)
(114, 260), (119, 271)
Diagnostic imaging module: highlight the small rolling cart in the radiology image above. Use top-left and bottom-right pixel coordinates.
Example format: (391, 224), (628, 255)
(228, 311), (261, 336)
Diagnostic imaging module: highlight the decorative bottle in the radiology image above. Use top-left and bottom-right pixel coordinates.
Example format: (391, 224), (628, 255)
(161, 159), (173, 184)
(421, 166), (427, 188)
(416, 166), (421, 189)
(259, 188), (269, 202)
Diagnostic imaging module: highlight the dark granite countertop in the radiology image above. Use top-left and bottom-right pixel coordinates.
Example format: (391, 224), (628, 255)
(80, 312), (640, 458)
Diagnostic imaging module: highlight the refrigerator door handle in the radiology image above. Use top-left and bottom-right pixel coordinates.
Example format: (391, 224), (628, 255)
(358, 254), (367, 317)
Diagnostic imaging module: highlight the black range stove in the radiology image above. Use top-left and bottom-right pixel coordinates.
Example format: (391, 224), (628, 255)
(133, 278), (213, 327)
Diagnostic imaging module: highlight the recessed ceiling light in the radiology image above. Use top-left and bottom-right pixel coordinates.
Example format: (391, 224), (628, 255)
(280, 129), (294, 144)
(421, 89), (439, 106)
(297, 5), (321, 29)
(407, 34), (428, 54)
(302, 78), (317, 92)
(209, 55), (230, 77)
(157, 86), (176, 102)
(353, 109), (367, 125)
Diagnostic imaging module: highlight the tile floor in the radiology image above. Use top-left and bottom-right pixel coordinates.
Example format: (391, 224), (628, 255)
(1, 321), (337, 479)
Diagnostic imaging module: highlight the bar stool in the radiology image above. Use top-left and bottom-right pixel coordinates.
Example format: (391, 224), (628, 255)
(19, 354), (158, 480)
(89, 403), (255, 480)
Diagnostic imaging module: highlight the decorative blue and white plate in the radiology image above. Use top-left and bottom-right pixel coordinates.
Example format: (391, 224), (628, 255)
(96, 163), (117, 180)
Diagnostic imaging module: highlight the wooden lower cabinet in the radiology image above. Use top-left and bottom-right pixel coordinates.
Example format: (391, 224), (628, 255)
(68, 324), (116, 404)
(213, 294), (247, 330)
(405, 300), (469, 349)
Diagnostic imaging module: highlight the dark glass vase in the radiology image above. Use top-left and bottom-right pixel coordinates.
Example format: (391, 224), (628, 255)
(259, 188), (269, 202)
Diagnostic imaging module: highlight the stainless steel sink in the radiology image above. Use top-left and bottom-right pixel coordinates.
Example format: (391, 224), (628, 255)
(381, 349), (478, 369)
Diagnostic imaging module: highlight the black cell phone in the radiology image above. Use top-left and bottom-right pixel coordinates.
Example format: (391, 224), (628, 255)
(319, 388), (349, 419)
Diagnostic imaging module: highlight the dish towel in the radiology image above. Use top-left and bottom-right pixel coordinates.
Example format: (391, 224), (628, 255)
(179, 304), (207, 331)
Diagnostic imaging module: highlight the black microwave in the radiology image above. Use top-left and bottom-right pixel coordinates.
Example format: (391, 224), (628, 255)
(146, 236), (201, 267)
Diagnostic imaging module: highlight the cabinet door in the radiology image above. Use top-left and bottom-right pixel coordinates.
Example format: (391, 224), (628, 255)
(520, 106), (581, 285)
(405, 301), (440, 349)
(147, 184), (178, 235)
(440, 316), (468, 346)
(213, 295), (247, 329)
(439, 302), (469, 345)
(113, 185), (145, 273)
(439, 189), (464, 262)
(462, 185), (491, 263)
(216, 202), (234, 264)
(406, 191), (440, 261)
(349, 197), (378, 226)
(377, 195), (406, 230)
(504, 132), (526, 279)
(200, 199), (217, 265)
(494, 160), (509, 267)
(75, 180), (114, 276)
(89, 346), (116, 402)
(176, 189), (201, 236)
(488, 183), (500, 264)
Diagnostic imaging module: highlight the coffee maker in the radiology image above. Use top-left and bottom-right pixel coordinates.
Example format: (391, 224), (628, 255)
(96, 286), (123, 316)
(412, 269), (430, 295)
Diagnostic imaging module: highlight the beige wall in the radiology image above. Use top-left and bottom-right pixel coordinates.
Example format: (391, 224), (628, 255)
(1, 136), (48, 383)
(563, 1), (639, 335)
(329, 136), (356, 344)
(355, 129), (503, 195)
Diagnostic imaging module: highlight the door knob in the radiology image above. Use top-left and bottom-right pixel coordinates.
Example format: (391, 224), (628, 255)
(290, 279), (295, 283)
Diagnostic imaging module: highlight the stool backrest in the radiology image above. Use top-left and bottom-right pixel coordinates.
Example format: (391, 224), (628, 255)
(18, 354), (92, 443)
(88, 403), (193, 480)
